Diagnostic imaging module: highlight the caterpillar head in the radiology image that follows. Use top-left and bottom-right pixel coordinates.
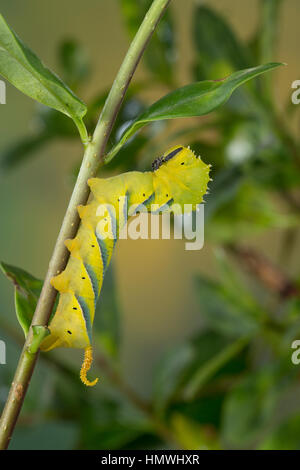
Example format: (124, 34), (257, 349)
(152, 145), (211, 209)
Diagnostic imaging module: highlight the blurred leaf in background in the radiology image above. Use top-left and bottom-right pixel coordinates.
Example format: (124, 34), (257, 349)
(58, 39), (91, 91)
(120, 0), (176, 86)
(193, 5), (253, 81)
(0, 263), (43, 336)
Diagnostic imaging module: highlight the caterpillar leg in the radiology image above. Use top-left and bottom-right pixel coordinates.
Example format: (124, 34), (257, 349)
(80, 346), (99, 387)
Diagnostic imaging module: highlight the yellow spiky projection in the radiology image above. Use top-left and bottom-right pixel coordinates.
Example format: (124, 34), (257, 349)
(41, 146), (211, 386)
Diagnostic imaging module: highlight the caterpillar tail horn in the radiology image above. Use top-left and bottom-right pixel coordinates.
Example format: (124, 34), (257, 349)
(80, 346), (99, 387)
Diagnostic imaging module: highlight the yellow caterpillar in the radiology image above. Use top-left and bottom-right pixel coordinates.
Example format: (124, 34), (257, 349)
(41, 146), (210, 386)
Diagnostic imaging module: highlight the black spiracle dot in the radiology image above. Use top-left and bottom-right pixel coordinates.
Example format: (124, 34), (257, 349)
(181, 162), (185, 165)
(67, 330), (72, 335)
(166, 194), (169, 197)
(82, 277), (86, 280)
(72, 307), (77, 310)
(143, 193), (146, 197)
(91, 244), (95, 247)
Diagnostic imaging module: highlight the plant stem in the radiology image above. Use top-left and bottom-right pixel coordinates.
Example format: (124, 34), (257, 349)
(183, 336), (250, 401)
(0, 0), (171, 450)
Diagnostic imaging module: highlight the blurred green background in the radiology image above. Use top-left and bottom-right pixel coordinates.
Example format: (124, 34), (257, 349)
(1, 0), (300, 450)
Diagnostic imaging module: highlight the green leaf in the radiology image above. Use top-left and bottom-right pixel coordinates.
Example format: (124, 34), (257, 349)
(153, 342), (195, 414)
(106, 63), (283, 162)
(58, 39), (90, 90)
(193, 5), (252, 80)
(170, 394), (225, 430)
(0, 262), (43, 336)
(221, 368), (282, 448)
(195, 275), (262, 337)
(0, 14), (88, 142)
(83, 421), (150, 450)
(153, 330), (247, 412)
(183, 336), (249, 401)
(171, 413), (220, 450)
(259, 0), (283, 101)
(120, 0), (175, 85)
(259, 415), (300, 450)
(259, 0), (282, 65)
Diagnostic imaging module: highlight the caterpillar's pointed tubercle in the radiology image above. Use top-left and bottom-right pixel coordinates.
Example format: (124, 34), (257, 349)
(51, 272), (69, 293)
(87, 178), (97, 191)
(65, 238), (80, 253)
(80, 346), (99, 387)
(78, 205), (89, 220)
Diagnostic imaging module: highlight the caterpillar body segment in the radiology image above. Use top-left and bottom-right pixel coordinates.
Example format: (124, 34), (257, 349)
(41, 146), (210, 385)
